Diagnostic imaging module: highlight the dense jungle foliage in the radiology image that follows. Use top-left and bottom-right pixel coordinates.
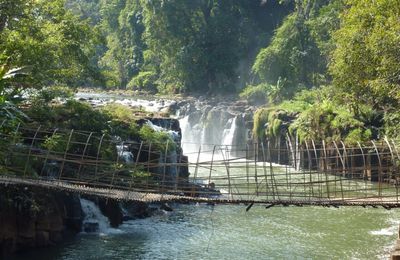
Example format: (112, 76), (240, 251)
(1, 0), (399, 142)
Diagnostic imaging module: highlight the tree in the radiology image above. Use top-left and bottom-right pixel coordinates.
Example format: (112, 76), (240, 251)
(0, 0), (102, 87)
(330, 0), (400, 111)
(140, 0), (271, 94)
(99, 0), (145, 88)
(250, 0), (342, 101)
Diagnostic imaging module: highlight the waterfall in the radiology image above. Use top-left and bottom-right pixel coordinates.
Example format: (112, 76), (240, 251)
(145, 120), (180, 184)
(177, 105), (248, 161)
(146, 120), (179, 141)
(222, 116), (237, 147)
(179, 115), (204, 156)
(221, 116), (238, 158)
(116, 144), (134, 164)
(80, 198), (111, 234)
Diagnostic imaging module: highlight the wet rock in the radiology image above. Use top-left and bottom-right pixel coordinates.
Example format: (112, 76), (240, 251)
(178, 155), (189, 178)
(49, 231), (62, 243)
(63, 194), (83, 232)
(0, 186), (84, 256)
(35, 231), (49, 247)
(123, 201), (151, 219)
(83, 222), (99, 233)
(160, 203), (173, 212)
(98, 199), (123, 228)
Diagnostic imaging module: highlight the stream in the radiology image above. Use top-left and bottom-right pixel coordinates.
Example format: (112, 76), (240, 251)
(11, 93), (400, 259)
(12, 204), (400, 259)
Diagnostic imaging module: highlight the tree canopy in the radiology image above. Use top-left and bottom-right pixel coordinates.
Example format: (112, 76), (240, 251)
(1, 0), (399, 140)
(0, 0), (102, 88)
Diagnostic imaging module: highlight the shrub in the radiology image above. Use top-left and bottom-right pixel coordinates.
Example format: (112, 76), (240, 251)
(36, 85), (75, 103)
(42, 134), (66, 153)
(239, 84), (269, 105)
(127, 71), (157, 91)
(101, 103), (136, 122)
(139, 125), (176, 152)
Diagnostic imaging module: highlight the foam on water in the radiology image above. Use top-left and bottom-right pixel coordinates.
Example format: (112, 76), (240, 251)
(370, 227), (397, 236)
(80, 198), (123, 235)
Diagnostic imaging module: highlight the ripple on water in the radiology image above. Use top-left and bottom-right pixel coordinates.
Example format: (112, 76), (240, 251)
(9, 204), (400, 260)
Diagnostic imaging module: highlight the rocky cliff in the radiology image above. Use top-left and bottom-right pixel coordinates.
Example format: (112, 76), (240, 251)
(0, 185), (83, 257)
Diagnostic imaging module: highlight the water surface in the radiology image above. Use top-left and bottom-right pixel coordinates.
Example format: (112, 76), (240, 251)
(13, 204), (400, 260)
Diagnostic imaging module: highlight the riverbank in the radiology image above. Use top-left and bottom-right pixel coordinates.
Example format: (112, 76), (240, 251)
(0, 185), (153, 258)
(0, 185), (82, 257)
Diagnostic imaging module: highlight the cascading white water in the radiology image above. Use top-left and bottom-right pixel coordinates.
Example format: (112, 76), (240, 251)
(146, 120), (179, 141)
(221, 116), (238, 158)
(178, 111), (241, 162)
(116, 144), (134, 164)
(179, 115), (205, 158)
(80, 198), (111, 234)
(146, 120), (179, 181)
(222, 116), (237, 147)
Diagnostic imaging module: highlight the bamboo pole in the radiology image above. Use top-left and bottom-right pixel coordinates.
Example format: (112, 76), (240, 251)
(372, 140), (383, 197)
(254, 141), (259, 196)
(322, 140), (330, 199)
(94, 134), (105, 181)
(58, 129), (74, 180)
(23, 125), (41, 177)
(77, 132), (93, 179)
(333, 141), (345, 200)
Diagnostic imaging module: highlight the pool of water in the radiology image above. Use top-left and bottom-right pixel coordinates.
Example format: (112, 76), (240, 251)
(12, 203), (400, 260)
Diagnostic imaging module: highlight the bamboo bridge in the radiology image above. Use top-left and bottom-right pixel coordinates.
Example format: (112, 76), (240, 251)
(1, 124), (400, 208)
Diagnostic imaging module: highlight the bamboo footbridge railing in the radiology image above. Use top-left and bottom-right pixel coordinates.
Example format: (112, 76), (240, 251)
(1, 123), (400, 207)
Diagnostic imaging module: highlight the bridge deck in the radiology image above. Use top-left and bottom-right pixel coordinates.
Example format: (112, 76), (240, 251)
(2, 176), (400, 207)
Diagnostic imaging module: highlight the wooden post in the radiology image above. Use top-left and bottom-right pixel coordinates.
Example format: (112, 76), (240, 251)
(311, 139), (322, 198)
(261, 141), (269, 200)
(220, 146), (232, 200)
(267, 140), (277, 200)
(58, 129), (74, 180)
(147, 143), (152, 174)
(23, 125), (41, 177)
(162, 140), (169, 194)
(7, 123), (21, 170)
(277, 134), (281, 164)
(384, 138), (395, 182)
(254, 141), (259, 196)
(192, 146), (201, 197)
(109, 140), (122, 195)
(208, 145), (216, 188)
(77, 132), (93, 180)
(305, 141), (313, 199)
(176, 145), (182, 191)
(340, 141), (348, 178)
(322, 140), (330, 199)
(246, 143), (250, 200)
(372, 140), (383, 197)
(130, 141), (143, 190)
(391, 139), (400, 161)
(357, 141), (368, 198)
(333, 141), (345, 201)
(94, 134), (105, 182)
(40, 129), (58, 177)
(391, 139), (400, 203)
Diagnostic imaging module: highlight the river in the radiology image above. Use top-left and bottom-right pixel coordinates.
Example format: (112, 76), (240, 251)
(11, 93), (399, 259)
(11, 203), (400, 259)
